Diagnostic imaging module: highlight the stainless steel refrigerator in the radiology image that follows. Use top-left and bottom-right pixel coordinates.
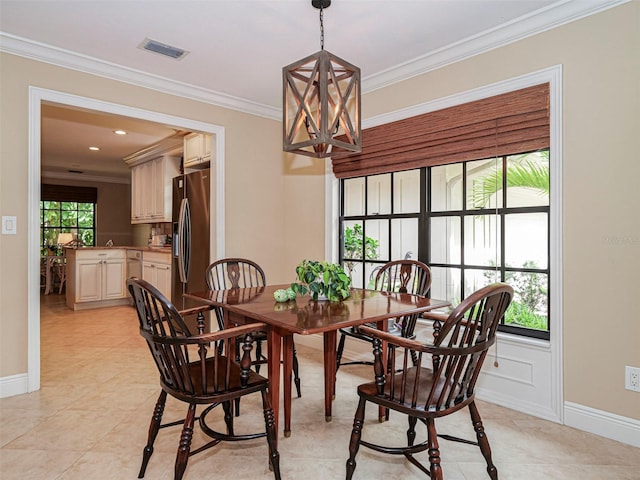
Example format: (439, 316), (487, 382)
(172, 169), (210, 310)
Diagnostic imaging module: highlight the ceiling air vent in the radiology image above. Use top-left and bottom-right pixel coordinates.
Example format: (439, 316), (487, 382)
(139, 38), (189, 60)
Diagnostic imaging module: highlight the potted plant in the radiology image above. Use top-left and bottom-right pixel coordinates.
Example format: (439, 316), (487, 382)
(343, 224), (379, 279)
(290, 260), (351, 302)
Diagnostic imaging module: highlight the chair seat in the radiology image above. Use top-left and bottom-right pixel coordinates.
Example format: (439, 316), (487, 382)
(356, 366), (463, 415)
(162, 356), (270, 402)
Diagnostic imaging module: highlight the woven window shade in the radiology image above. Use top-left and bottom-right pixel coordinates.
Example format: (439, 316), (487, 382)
(331, 83), (549, 179)
(41, 184), (97, 203)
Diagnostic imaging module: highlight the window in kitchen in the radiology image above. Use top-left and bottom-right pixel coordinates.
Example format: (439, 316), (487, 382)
(339, 149), (550, 339)
(40, 184), (97, 252)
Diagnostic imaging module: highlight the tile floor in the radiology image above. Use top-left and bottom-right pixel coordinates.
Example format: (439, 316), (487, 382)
(1, 294), (638, 479)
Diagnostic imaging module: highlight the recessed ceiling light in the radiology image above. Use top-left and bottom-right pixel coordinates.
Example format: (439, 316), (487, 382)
(114, 130), (127, 135)
(89, 146), (100, 151)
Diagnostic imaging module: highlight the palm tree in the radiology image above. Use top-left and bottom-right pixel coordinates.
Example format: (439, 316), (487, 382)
(470, 151), (549, 208)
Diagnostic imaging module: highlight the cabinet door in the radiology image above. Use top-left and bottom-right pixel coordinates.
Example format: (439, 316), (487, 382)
(202, 134), (211, 162)
(152, 157), (165, 218)
(155, 263), (172, 300)
(103, 259), (126, 300)
(76, 260), (101, 302)
(184, 133), (202, 166)
(141, 161), (154, 219)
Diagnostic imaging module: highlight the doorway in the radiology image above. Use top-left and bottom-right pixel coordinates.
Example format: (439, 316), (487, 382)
(28, 86), (226, 392)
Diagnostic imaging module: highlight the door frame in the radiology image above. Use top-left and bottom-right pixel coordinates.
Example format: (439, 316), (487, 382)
(27, 86), (226, 392)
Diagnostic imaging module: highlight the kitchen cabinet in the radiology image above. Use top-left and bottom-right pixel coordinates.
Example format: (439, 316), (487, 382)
(183, 133), (212, 169)
(65, 248), (129, 310)
(130, 155), (180, 224)
(142, 251), (172, 300)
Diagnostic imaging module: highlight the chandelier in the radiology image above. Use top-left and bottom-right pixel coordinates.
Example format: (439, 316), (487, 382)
(282, 0), (361, 158)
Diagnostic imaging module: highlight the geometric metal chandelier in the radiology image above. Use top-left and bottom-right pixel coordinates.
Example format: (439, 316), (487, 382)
(282, 0), (361, 158)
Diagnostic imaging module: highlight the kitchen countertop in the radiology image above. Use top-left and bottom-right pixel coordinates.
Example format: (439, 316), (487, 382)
(64, 246), (172, 253)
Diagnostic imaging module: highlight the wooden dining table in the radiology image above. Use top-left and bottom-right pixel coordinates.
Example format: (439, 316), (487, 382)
(185, 284), (450, 438)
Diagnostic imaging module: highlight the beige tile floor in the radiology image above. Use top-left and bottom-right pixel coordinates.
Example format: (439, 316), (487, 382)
(1, 294), (638, 480)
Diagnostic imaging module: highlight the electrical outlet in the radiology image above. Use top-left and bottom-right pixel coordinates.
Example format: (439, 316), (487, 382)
(625, 366), (640, 392)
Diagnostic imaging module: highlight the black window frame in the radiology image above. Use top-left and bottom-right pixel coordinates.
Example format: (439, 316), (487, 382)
(339, 149), (550, 340)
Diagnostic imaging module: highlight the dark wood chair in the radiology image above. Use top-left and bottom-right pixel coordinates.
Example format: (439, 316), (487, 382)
(128, 278), (281, 480)
(345, 283), (513, 480)
(205, 258), (302, 398)
(336, 259), (432, 371)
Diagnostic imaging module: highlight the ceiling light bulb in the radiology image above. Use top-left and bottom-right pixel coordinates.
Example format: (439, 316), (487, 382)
(114, 130), (127, 135)
(89, 146), (100, 151)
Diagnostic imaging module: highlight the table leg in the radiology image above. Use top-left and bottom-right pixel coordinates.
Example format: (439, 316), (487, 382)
(323, 330), (337, 422)
(267, 329), (282, 444)
(282, 335), (293, 437)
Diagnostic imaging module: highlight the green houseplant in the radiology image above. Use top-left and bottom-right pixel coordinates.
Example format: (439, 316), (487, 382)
(290, 260), (351, 302)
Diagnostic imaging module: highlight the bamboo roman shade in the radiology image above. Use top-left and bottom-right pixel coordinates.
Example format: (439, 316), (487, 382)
(331, 83), (549, 179)
(41, 184), (97, 203)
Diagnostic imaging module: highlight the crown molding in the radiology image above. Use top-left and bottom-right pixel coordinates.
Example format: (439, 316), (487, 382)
(0, 0), (628, 119)
(0, 32), (280, 120)
(362, 0), (630, 93)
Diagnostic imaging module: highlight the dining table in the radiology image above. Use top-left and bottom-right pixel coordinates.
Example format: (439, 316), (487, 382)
(185, 284), (450, 438)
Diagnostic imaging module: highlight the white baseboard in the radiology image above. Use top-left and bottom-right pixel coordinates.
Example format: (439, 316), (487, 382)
(0, 373), (29, 398)
(564, 401), (640, 448)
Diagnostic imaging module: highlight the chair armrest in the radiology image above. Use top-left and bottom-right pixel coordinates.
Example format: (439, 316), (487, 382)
(421, 311), (448, 322)
(178, 304), (214, 318)
(185, 322), (270, 344)
(358, 325), (427, 351)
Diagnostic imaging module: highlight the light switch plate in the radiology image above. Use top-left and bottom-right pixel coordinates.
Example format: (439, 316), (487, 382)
(2, 216), (17, 235)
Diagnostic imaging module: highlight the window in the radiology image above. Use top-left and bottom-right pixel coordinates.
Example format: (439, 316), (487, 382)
(40, 184), (97, 253)
(340, 149), (550, 339)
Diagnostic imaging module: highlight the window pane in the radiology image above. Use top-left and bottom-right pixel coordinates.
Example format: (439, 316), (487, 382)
(364, 219), (389, 262)
(61, 211), (78, 228)
(504, 213), (548, 269)
(367, 174), (391, 215)
(467, 158), (503, 210)
(431, 164), (462, 212)
(343, 221), (364, 259)
(464, 269), (499, 297)
(430, 266), (461, 306)
(78, 202), (93, 211)
(365, 262), (383, 289)
(464, 214), (501, 267)
(506, 151), (549, 208)
(391, 218), (419, 261)
(346, 261), (365, 288)
(430, 216), (461, 264)
(79, 229), (94, 246)
(61, 201), (77, 211)
(504, 271), (548, 331)
(393, 170), (420, 213)
(343, 177), (365, 216)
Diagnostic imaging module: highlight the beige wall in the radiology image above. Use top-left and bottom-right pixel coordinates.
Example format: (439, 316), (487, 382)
(40, 177), (133, 247)
(1, 2), (638, 423)
(362, 3), (640, 419)
(0, 53), (326, 377)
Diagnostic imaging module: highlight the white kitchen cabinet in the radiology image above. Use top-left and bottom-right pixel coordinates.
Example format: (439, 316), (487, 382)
(130, 155), (180, 224)
(183, 133), (212, 169)
(66, 249), (128, 310)
(142, 251), (172, 300)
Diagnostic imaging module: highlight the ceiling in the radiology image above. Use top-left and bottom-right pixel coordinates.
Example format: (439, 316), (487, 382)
(0, 0), (624, 181)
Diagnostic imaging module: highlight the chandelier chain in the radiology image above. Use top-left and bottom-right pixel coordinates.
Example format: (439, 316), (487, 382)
(319, 4), (325, 50)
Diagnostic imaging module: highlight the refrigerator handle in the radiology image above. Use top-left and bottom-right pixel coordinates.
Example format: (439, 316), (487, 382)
(177, 198), (191, 283)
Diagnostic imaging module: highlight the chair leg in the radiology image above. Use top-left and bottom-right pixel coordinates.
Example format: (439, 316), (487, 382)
(255, 339), (263, 374)
(346, 397), (366, 480)
(260, 390), (281, 480)
(139, 391), (167, 478)
(174, 403), (196, 480)
(223, 401), (235, 436)
(407, 415), (418, 446)
(469, 401), (498, 480)
(336, 332), (346, 372)
(292, 343), (302, 398)
(426, 418), (443, 480)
